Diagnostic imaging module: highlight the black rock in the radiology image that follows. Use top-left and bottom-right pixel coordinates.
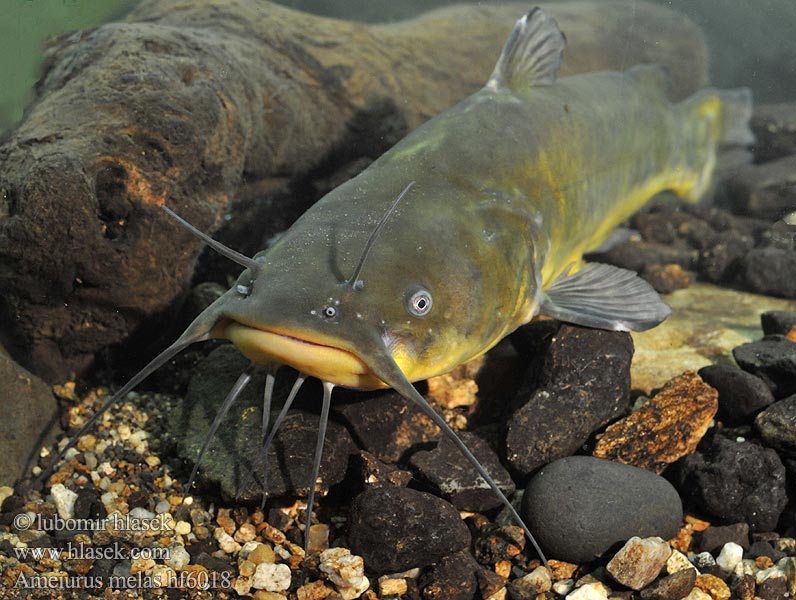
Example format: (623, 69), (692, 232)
(0, 350), (61, 486)
(698, 230), (755, 283)
(755, 394), (796, 450)
(333, 389), (437, 464)
(761, 311), (796, 337)
(757, 575), (788, 600)
(410, 432), (515, 512)
(733, 337), (796, 398)
(520, 456), (683, 563)
(506, 326), (633, 477)
(348, 487), (471, 574)
(697, 364), (775, 425)
(724, 155), (796, 221)
(176, 346), (357, 502)
(673, 436), (787, 532)
(72, 488), (107, 523)
(751, 103), (796, 163)
(352, 451), (413, 491)
(639, 568), (697, 600)
(419, 551), (478, 600)
(736, 248), (796, 299)
(694, 523), (750, 553)
(587, 240), (696, 273)
(746, 540), (786, 562)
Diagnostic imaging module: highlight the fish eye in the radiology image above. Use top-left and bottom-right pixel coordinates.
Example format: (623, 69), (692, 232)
(322, 306), (337, 319)
(406, 288), (433, 317)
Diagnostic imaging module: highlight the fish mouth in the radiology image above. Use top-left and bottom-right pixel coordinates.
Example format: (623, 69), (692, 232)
(222, 321), (386, 389)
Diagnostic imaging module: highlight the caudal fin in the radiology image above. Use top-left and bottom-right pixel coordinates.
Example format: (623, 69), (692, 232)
(681, 87), (754, 202)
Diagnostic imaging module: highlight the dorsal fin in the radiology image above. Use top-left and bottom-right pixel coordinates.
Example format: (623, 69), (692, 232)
(487, 7), (566, 91)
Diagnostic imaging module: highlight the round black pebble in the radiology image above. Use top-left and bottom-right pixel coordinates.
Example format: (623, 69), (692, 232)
(674, 436), (787, 532)
(697, 364), (774, 425)
(348, 487), (471, 574)
(520, 456), (683, 563)
(733, 337), (796, 399)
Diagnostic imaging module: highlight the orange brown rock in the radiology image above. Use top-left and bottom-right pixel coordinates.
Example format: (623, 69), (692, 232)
(593, 371), (718, 473)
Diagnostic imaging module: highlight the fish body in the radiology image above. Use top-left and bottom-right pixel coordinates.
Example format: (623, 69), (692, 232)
(215, 23), (750, 390)
(51, 8), (753, 561)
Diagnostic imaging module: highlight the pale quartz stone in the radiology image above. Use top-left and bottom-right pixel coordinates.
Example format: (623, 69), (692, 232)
(252, 562), (291, 591)
(320, 547), (370, 600)
(716, 542), (743, 572)
(566, 582), (610, 600)
(50, 483), (78, 520)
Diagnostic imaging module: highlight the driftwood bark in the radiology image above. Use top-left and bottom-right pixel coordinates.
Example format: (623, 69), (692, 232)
(0, 0), (707, 381)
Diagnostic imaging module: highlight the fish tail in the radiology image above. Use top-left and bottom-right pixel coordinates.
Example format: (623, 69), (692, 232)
(677, 87), (754, 202)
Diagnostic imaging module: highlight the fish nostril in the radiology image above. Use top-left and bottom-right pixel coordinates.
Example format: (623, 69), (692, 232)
(323, 306), (337, 319)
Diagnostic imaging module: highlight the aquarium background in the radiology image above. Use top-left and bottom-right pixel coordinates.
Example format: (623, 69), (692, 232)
(1, 0), (795, 135)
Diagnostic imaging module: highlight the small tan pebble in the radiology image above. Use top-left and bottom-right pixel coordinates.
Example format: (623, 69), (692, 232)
(252, 562), (291, 592)
(130, 557), (156, 575)
(149, 564), (176, 587)
(667, 549), (698, 575)
(249, 543), (276, 565)
(217, 508), (236, 535)
(286, 541), (306, 557)
(549, 560), (578, 580)
(174, 520), (192, 536)
(693, 574), (731, 600)
(145, 455), (161, 468)
(194, 525), (211, 540)
(233, 575), (252, 596)
(684, 516), (710, 531)
(240, 559), (257, 577)
(308, 523), (330, 553)
(297, 580), (336, 600)
(254, 591), (288, 600)
(516, 566), (553, 594)
(53, 381), (78, 401)
(606, 536), (671, 590)
(682, 588), (712, 600)
(566, 581), (610, 600)
(214, 527), (242, 554)
(378, 577), (408, 596)
(495, 560), (512, 579)
(76, 434), (96, 452)
(755, 556), (774, 570)
(669, 523), (693, 553)
(234, 522), (257, 543)
(169, 494), (186, 506)
(117, 423), (132, 440)
(262, 523), (287, 545)
(427, 371), (479, 409)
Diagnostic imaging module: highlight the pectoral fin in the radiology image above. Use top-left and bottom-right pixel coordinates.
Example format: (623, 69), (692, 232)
(540, 262), (672, 332)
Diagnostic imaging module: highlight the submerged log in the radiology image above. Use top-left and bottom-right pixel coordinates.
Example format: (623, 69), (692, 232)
(0, 0), (707, 380)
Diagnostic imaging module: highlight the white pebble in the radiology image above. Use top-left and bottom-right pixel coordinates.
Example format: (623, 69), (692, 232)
(214, 527), (241, 554)
(320, 547), (370, 600)
(165, 543), (191, 571)
(553, 579), (575, 596)
(50, 483), (78, 520)
(566, 581), (609, 600)
(682, 588), (712, 600)
(607, 536), (671, 590)
(756, 565), (785, 584)
(129, 506), (156, 521)
(733, 558), (758, 579)
(716, 542), (743, 572)
(155, 500), (171, 514)
(252, 562), (291, 591)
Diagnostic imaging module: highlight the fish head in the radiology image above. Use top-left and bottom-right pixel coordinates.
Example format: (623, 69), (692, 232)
(203, 182), (494, 390)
